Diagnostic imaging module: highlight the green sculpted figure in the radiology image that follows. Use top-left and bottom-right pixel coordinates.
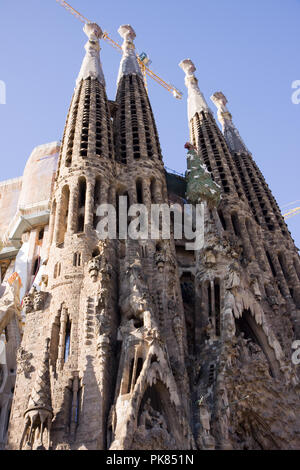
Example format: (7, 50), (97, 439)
(185, 142), (221, 208)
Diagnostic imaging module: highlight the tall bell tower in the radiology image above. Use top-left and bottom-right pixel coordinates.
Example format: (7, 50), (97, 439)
(179, 59), (300, 450)
(7, 22), (119, 450)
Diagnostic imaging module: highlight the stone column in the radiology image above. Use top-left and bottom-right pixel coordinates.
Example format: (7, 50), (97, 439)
(239, 218), (254, 260)
(58, 307), (68, 369)
(143, 178), (151, 210)
(100, 181), (109, 205)
(70, 373), (80, 439)
(53, 193), (63, 245)
(153, 181), (163, 204)
(85, 179), (95, 229)
(271, 255), (290, 298)
(67, 182), (79, 235)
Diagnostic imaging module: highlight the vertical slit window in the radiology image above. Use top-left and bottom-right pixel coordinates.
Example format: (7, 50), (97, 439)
(218, 209), (226, 230)
(77, 178), (86, 233)
(64, 317), (71, 363)
(136, 179), (143, 204)
(207, 282), (212, 318)
(134, 358), (143, 385)
(127, 358), (134, 394)
(214, 280), (221, 337)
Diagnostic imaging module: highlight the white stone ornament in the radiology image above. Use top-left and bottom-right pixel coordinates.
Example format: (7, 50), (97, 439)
(76, 23), (106, 87)
(179, 58), (210, 121)
(117, 24), (143, 85)
(211, 91), (248, 153)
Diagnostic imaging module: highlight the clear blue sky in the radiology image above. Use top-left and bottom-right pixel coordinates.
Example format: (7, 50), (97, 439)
(0, 0), (299, 246)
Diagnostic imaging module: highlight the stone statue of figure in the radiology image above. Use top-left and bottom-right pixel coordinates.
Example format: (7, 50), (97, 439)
(0, 272), (22, 334)
(199, 400), (211, 436)
(140, 398), (167, 431)
(119, 260), (156, 330)
(205, 318), (215, 340)
(185, 142), (221, 208)
(226, 263), (241, 290)
(140, 399), (154, 428)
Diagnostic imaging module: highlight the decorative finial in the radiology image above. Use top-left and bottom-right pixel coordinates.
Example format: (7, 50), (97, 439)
(211, 92), (248, 153)
(117, 24), (143, 85)
(179, 59), (210, 121)
(76, 22), (106, 87)
(118, 24), (136, 43)
(210, 91), (230, 123)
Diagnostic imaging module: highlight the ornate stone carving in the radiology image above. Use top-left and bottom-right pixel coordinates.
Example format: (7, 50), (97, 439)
(32, 287), (47, 311)
(22, 288), (47, 313)
(19, 338), (53, 450)
(22, 293), (34, 314)
(88, 257), (101, 282)
(250, 276), (262, 301)
(139, 399), (167, 431)
(119, 259), (156, 330)
(154, 242), (176, 273)
(16, 346), (34, 379)
(0, 272), (22, 332)
(211, 91), (248, 153)
(88, 241), (111, 283)
(265, 282), (280, 309)
(226, 263), (241, 290)
(154, 250), (166, 272)
(203, 248), (217, 267)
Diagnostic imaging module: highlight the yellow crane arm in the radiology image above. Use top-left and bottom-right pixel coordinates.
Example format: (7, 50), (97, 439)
(56, 0), (90, 24)
(55, 0), (183, 99)
(283, 207), (300, 220)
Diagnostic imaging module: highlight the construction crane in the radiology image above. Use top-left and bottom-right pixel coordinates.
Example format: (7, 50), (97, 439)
(55, 0), (183, 99)
(283, 207), (300, 220)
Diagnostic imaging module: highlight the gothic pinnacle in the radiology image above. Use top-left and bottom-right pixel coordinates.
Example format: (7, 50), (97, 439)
(117, 24), (143, 85)
(211, 91), (248, 153)
(25, 337), (53, 415)
(179, 59), (210, 121)
(76, 23), (106, 87)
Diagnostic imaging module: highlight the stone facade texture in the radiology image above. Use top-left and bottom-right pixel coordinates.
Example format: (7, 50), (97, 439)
(0, 25), (299, 450)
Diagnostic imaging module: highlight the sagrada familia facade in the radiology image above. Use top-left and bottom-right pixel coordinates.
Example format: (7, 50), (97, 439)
(0, 23), (299, 450)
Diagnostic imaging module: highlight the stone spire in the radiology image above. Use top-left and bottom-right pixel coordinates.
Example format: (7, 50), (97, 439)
(179, 59), (210, 121)
(25, 338), (53, 415)
(117, 24), (143, 85)
(76, 23), (105, 87)
(20, 338), (53, 450)
(211, 91), (248, 153)
(114, 24), (162, 163)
